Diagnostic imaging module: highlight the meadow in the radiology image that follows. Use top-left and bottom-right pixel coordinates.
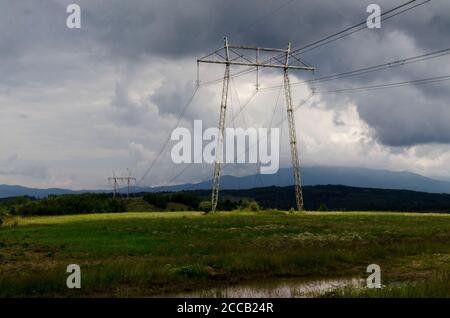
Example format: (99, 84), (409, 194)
(0, 211), (449, 297)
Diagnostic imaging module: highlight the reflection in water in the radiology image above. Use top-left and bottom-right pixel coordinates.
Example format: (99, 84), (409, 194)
(170, 277), (364, 298)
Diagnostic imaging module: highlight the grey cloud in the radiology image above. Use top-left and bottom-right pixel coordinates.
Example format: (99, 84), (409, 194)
(150, 80), (194, 116)
(1, 0), (450, 188)
(0, 156), (49, 179)
(355, 86), (450, 146)
(110, 81), (152, 126)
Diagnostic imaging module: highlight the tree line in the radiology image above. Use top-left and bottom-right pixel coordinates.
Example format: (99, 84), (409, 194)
(2, 193), (125, 216)
(0, 192), (261, 217)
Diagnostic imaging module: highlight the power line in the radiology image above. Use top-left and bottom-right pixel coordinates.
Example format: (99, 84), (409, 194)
(255, 0), (430, 65)
(199, 0), (431, 88)
(226, 88), (257, 125)
(165, 86), (258, 187)
(220, 93), (315, 177)
(167, 83), (314, 190)
(136, 86), (199, 186)
(260, 47), (450, 90)
(162, 73), (450, 187)
(316, 74), (450, 94)
(289, 0), (430, 57)
(141, 0), (433, 188)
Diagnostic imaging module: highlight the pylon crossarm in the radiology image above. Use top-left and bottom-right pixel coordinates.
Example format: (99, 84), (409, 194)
(198, 47), (227, 61)
(197, 59), (314, 70)
(107, 175), (136, 200)
(197, 39), (316, 71)
(228, 45), (287, 53)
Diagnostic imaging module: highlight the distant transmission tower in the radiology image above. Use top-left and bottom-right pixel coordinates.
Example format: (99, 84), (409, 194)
(198, 37), (315, 212)
(108, 169), (137, 199)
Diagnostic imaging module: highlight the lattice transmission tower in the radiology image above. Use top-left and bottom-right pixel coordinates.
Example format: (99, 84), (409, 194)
(108, 169), (137, 199)
(198, 37), (315, 212)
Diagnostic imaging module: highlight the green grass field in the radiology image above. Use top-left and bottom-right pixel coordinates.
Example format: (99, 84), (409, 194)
(0, 211), (449, 297)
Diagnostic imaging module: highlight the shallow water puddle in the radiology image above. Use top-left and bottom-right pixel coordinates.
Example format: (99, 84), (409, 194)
(167, 277), (364, 298)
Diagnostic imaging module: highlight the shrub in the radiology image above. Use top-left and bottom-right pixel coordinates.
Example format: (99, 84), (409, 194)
(318, 203), (329, 211)
(248, 201), (260, 212)
(199, 200), (212, 213)
(238, 199), (260, 211)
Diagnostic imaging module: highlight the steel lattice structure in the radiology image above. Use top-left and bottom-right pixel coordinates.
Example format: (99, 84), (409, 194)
(198, 37), (315, 212)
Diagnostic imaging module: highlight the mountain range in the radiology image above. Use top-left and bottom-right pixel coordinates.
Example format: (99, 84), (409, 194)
(2, 166), (450, 198)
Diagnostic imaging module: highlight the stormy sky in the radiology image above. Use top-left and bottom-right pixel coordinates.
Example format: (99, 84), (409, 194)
(0, 0), (450, 189)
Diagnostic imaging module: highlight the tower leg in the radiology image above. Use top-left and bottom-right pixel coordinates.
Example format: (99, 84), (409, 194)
(211, 64), (230, 212)
(283, 69), (304, 211)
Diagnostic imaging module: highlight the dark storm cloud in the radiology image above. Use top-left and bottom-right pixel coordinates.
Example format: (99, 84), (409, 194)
(83, 0), (450, 148)
(353, 85), (450, 146)
(1, 0), (449, 148)
(76, 0), (449, 60)
(2, 0), (446, 69)
(80, 0), (383, 59)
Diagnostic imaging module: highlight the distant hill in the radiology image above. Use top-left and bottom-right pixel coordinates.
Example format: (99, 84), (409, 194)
(0, 184), (76, 199)
(143, 166), (450, 194)
(2, 166), (450, 198)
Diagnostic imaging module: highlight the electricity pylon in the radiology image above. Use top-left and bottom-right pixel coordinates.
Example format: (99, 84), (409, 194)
(198, 37), (315, 212)
(108, 170), (137, 199)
